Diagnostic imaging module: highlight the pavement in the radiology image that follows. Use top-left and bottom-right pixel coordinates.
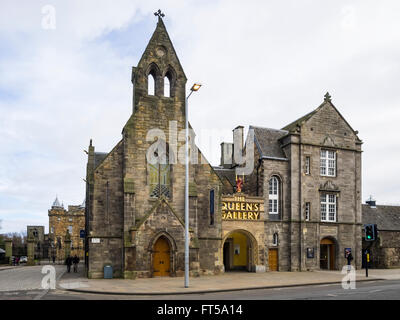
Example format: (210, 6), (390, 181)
(58, 267), (400, 296)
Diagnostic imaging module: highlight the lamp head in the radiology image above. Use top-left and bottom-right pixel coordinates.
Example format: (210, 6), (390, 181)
(190, 83), (202, 92)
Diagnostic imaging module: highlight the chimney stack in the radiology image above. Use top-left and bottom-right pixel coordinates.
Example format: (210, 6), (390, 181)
(220, 142), (233, 168)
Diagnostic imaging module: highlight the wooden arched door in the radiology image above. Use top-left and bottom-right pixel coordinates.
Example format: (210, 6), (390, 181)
(320, 238), (336, 270)
(153, 237), (171, 277)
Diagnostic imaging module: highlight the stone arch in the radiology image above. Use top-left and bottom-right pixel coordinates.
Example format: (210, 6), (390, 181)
(320, 236), (338, 270)
(163, 66), (177, 97)
(146, 62), (162, 96)
(148, 231), (178, 277)
(221, 229), (258, 272)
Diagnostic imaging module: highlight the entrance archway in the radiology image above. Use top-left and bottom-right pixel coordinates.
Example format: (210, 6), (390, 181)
(222, 230), (257, 272)
(152, 236), (171, 277)
(320, 238), (336, 270)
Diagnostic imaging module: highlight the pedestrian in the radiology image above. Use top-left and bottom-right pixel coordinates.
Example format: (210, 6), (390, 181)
(345, 250), (353, 272)
(65, 255), (72, 273)
(73, 255), (80, 273)
(52, 255), (56, 264)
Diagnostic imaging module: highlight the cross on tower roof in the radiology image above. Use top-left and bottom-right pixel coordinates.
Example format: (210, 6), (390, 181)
(154, 9), (165, 19)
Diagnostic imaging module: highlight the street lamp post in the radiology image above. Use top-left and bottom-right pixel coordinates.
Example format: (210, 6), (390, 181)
(185, 83), (202, 288)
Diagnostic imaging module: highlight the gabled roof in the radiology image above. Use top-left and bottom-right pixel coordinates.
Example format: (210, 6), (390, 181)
(94, 152), (108, 169)
(213, 167), (236, 187)
(137, 17), (187, 80)
(362, 204), (400, 231)
(281, 109), (318, 132)
(251, 126), (288, 160)
(281, 94), (361, 141)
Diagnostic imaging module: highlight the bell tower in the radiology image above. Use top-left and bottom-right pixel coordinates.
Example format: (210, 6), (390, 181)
(131, 11), (187, 114)
(123, 12), (189, 222)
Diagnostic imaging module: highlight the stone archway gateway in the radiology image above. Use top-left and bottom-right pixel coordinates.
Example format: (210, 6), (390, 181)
(152, 236), (171, 277)
(222, 230), (258, 272)
(320, 237), (337, 270)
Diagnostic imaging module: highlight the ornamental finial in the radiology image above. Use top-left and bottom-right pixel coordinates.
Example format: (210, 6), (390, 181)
(154, 9), (165, 19)
(324, 92), (332, 102)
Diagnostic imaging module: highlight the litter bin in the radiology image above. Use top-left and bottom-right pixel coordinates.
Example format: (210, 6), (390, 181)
(104, 265), (113, 279)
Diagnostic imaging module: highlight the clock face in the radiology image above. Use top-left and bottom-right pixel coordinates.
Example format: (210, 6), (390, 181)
(156, 46), (166, 57)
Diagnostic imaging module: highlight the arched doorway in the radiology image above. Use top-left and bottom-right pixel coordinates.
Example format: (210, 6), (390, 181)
(153, 236), (171, 277)
(320, 238), (336, 270)
(223, 230), (257, 272)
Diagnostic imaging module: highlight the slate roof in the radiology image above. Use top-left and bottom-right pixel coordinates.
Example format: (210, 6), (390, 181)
(52, 196), (62, 208)
(251, 126), (288, 160)
(362, 204), (400, 231)
(94, 152), (108, 169)
(213, 167), (236, 187)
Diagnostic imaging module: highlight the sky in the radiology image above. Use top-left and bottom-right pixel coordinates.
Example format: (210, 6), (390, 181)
(0, 0), (399, 233)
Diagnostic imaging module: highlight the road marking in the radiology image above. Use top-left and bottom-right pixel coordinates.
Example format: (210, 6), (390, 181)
(369, 289), (382, 293)
(327, 294), (337, 297)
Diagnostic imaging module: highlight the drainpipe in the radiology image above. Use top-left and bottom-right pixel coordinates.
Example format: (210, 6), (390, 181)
(298, 125), (302, 271)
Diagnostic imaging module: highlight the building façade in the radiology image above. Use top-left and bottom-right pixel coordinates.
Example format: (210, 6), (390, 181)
(84, 16), (363, 279)
(48, 197), (85, 261)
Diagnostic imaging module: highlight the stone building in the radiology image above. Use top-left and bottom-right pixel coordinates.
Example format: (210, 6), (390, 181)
(26, 226), (49, 259)
(48, 197), (85, 261)
(216, 94), (363, 272)
(84, 15), (363, 278)
(362, 199), (400, 268)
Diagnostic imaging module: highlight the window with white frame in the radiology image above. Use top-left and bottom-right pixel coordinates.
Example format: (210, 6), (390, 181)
(320, 150), (336, 177)
(273, 233), (279, 246)
(68, 225), (73, 234)
(305, 156), (310, 175)
(305, 202), (310, 221)
(320, 194), (337, 222)
(269, 176), (279, 214)
(50, 227), (54, 233)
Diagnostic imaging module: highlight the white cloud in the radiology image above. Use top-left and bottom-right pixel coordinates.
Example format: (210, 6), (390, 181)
(1, 0), (400, 232)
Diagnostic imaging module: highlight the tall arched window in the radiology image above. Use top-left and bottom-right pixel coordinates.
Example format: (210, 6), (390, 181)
(164, 76), (170, 97)
(149, 142), (171, 198)
(148, 72), (155, 95)
(273, 233), (279, 246)
(269, 176), (279, 214)
(164, 68), (175, 98)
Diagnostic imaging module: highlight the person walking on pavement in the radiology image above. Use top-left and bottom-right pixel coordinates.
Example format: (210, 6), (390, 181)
(73, 255), (80, 273)
(65, 255), (72, 273)
(52, 255), (56, 264)
(345, 249), (353, 272)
